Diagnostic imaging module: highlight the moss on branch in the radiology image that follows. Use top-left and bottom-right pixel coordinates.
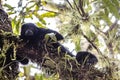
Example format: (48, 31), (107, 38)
(0, 31), (110, 80)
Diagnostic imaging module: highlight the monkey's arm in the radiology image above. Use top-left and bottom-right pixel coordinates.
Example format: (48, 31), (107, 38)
(40, 28), (64, 41)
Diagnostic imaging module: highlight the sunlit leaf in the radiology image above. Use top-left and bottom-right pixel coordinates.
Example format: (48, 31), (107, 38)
(8, 11), (15, 15)
(18, 72), (24, 77)
(40, 12), (56, 18)
(4, 3), (14, 10)
(35, 5), (39, 11)
(36, 22), (46, 28)
(35, 74), (44, 80)
(16, 19), (21, 34)
(34, 12), (46, 24)
(45, 33), (57, 43)
(41, 0), (47, 6)
(111, 0), (119, 8)
(45, 34), (50, 42)
(26, 3), (36, 11)
(99, 11), (112, 25)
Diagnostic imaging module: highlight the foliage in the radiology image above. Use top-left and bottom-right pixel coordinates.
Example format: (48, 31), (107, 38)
(3, 0), (57, 34)
(0, 31), (20, 80)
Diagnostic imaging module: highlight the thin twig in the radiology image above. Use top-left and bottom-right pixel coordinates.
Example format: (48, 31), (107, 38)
(73, 0), (82, 16)
(79, 0), (85, 15)
(66, 0), (74, 9)
(105, 20), (118, 35)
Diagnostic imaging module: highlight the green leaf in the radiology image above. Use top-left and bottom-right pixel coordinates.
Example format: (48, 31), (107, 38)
(74, 36), (81, 51)
(75, 41), (80, 52)
(4, 3), (14, 10)
(8, 11), (15, 15)
(45, 33), (57, 43)
(34, 12), (56, 25)
(16, 20), (21, 34)
(36, 22), (46, 28)
(11, 18), (21, 35)
(99, 11), (112, 25)
(25, 13), (33, 18)
(28, 3), (36, 10)
(103, 0), (120, 19)
(40, 12), (56, 18)
(35, 5), (39, 11)
(111, 0), (119, 7)
(45, 34), (50, 42)
(41, 0), (47, 5)
(34, 12), (46, 24)
(35, 74), (44, 80)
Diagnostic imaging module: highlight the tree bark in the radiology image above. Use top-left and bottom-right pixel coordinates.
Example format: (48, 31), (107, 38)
(0, 9), (12, 32)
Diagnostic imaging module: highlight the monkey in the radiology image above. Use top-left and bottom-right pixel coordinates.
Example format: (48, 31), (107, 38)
(20, 23), (98, 67)
(19, 23), (99, 68)
(76, 51), (98, 66)
(20, 23), (64, 42)
(17, 23), (70, 64)
(19, 23), (74, 64)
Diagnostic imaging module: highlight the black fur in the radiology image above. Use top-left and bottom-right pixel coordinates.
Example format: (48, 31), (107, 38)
(51, 42), (74, 57)
(16, 55), (29, 65)
(76, 51), (98, 66)
(20, 23), (98, 67)
(20, 23), (64, 42)
(19, 23), (74, 64)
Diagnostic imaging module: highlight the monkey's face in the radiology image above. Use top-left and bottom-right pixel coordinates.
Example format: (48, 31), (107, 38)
(20, 23), (38, 39)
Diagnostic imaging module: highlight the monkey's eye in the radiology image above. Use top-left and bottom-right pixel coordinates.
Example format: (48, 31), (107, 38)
(25, 29), (34, 36)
